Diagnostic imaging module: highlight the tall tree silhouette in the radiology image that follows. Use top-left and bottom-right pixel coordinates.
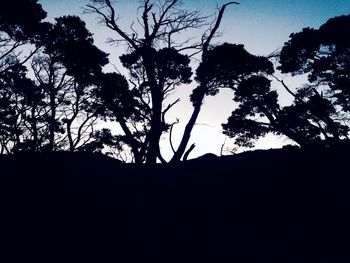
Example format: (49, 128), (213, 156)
(221, 15), (350, 148)
(0, 64), (39, 152)
(278, 15), (350, 144)
(215, 44), (327, 147)
(87, 0), (239, 163)
(93, 72), (146, 162)
(31, 15), (108, 151)
(0, 14), (109, 153)
(0, 0), (47, 153)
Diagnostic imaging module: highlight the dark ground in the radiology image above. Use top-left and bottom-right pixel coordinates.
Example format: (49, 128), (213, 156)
(0, 145), (349, 262)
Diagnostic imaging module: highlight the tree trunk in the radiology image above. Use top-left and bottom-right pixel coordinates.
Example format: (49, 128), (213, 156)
(146, 103), (162, 163)
(116, 113), (143, 164)
(142, 49), (163, 164)
(67, 119), (74, 152)
(48, 89), (56, 151)
(169, 2), (235, 163)
(30, 105), (38, 152)
(170, 90), (205, 163)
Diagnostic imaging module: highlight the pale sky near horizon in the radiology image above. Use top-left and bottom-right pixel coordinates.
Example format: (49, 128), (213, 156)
(39, 0), (350, 160)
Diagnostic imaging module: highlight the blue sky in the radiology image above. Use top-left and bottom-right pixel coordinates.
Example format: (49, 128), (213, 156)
(39, 0), (350, 159)
(40, 0), (350, 55)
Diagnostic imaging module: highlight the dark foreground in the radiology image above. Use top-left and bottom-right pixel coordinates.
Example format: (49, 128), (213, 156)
(1, 145), (349, 262)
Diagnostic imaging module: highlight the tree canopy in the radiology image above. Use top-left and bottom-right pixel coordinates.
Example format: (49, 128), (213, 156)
(223, 15), (350, 148)
(0, 12), (109, 153)
(86, 0), (239, 163)
(0, 0), (349, 161)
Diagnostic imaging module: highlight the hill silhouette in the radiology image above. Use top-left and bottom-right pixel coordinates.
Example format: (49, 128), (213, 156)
(1, 146), (349, 262)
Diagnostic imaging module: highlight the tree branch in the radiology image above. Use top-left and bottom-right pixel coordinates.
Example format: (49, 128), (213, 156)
(169, 118), (179, 154)
(86, 1), (138, 49)
(162, 98), (180, 122)
(272, 74), (298, 99)
(183, 143), (195, 161)
(203, 2), (239, 52)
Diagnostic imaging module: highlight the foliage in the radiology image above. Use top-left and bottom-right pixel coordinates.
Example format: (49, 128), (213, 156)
(0, 0), (46, 39)
(222, 16), (350, 148)
(279, 15), (350, 112)
(1, 1), (349, 160)
(87, 0), (238, 163)
(0, 12), (109, 153)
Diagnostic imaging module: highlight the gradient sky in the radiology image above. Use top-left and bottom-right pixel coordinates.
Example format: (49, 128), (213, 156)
(39, 0), (350, 159)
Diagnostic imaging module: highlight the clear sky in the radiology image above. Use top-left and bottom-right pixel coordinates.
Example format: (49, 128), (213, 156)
(39, 0), (350, 159)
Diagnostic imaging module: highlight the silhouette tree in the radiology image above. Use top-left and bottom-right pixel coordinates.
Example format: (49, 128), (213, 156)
(0, 0), (47, 153)
(279, 15), (350, 111)
(278, 14), (350, 143)
(0, 64), (39, 153)
(194, 43), (290, 147)
(0, 0), (47, 74)
(31, 15), (108, 151)
(92, 72), (147, 162)
(87, 0), (239, 163)
(221, 16), (350, 148)
(0, 14), (109, 153)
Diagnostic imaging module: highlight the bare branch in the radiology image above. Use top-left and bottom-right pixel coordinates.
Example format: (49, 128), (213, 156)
(169, 118), (179, 153)
(162, 98), (180, 123)
(220, 138), (227, 156)
(272, 74), (298, 99)
(183, 143), (195, 161)
(142, 0), (153, 40)
(150, 0), (178, 40)
(203, 2), (239, 52)
(0, 46), (40, 74)
(0, 41), (23, 61)
(86, 0), (138, 49)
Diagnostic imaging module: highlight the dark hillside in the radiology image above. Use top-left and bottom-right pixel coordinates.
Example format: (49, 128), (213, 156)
(0, 146), (349, 262)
